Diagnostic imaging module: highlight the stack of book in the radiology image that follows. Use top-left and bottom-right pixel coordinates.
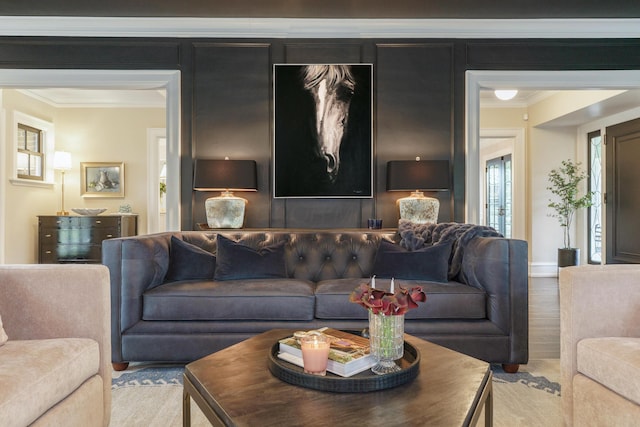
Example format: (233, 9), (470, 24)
(277, 327), (376, 377)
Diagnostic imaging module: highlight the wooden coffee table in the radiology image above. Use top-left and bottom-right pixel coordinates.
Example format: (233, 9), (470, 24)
(183, 329), (492, 426)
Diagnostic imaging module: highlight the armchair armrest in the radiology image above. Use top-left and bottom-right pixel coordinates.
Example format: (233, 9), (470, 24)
(559, 264), (640, 426)
(0, 264), (111, 425)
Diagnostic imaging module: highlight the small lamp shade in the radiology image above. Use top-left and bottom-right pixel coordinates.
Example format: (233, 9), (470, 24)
(53, 151), (72, 171)
(193, 159), (257, 229)
(387, 160), (450, 224)
(386, 160), (450, 192)
(193, 159), (257, 192)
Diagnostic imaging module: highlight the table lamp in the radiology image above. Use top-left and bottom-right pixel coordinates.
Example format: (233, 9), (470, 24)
(53, 151), (72, 216)
(387, 158), (450, 224)
(193, 158), (257, 229)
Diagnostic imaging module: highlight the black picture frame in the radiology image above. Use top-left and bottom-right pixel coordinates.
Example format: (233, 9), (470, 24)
(273, 64), (373, 198)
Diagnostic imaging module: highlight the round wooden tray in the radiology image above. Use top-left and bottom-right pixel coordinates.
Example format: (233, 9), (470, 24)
(268, 335), (420, 393)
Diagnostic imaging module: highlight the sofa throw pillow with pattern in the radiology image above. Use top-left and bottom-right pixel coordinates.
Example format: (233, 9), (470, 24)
(214, 234), (287, 280)
(165, 236), (216, 282)
(0, 314), (8, 346)
(372, 239), (452, 283)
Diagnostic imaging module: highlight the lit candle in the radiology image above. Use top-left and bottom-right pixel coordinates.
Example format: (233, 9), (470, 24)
(300, 334), (331, 376)
(390, 277), (395, 293)
(371, 275), (376, 289)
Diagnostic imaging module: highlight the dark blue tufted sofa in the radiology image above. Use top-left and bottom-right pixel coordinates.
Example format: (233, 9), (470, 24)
(102, 229), (528, 372)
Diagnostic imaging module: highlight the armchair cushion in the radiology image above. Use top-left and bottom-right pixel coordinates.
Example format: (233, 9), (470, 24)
(0, 315), (6, 346)
(0, 338), (99, 426)
(214, 235), (287, 281)
(577, 337), (640, 406)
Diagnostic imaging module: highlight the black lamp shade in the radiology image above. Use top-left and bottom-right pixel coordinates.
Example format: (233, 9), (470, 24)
(387, 160), (450, 191)
(193, 159), (257, 191)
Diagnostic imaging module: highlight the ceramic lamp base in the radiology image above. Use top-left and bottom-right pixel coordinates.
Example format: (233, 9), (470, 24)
(397, 192), (439, 224)
(204, 194), (247, 229)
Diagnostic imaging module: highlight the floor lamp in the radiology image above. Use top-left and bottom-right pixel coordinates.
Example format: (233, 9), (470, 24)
(53, 151), (72, 216)
(387, 159), (450, 224)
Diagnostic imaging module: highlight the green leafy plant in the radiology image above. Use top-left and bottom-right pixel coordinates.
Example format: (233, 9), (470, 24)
(547, 160), (594, 249)
(159, 182), (166, 197)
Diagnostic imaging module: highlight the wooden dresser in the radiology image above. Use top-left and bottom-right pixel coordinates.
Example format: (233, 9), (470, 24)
(38, 215), (137, 264)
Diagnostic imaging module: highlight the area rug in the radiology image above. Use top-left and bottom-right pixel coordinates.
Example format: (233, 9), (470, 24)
(111, 359), (561, 427)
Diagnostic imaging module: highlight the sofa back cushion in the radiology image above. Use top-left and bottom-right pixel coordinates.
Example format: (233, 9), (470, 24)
(372, 239), (452, 282)
(165, 236), (216, 282)
(214, 235), (287, 280)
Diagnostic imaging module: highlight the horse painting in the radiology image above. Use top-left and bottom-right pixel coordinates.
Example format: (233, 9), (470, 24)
(274, 63), (372, 198)
(301, 65), (356, 183)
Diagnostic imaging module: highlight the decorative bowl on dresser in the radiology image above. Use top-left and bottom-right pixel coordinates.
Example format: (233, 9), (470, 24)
(38, 214), (137, 264)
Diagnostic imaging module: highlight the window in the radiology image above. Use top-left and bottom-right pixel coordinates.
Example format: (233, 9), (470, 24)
(16, 123), (44, 181)
(10, 111), (55, 187)
(587, 130), (602, 264)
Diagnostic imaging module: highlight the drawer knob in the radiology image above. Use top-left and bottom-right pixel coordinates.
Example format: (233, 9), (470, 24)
(45, 250), (52, 254)
(106, 234), (113, 238)
(96, 220), (102, 224)
(45, 234), (52, 238)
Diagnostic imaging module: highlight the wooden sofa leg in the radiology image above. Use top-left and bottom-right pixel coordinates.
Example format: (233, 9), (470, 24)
(112, 362), (129, 371)
(502, 363), (520, 373)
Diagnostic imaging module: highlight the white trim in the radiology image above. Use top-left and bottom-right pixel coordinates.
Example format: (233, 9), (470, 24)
(0, 93), (5, 263)
(529, 262), (558, 278)
(1, 17), (640, 39)
(0, 69), (182, 232)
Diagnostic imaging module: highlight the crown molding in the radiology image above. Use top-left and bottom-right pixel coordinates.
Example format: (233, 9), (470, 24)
(1, 17), (640, 38)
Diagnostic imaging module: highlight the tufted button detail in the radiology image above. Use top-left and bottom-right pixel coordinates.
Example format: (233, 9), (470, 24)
(352, 255), (357, 260)
(299, 255), (305, 260)
(325, 255), (331, 261)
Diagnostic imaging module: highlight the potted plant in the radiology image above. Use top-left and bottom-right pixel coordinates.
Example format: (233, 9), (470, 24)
(547, 159), (594, 267)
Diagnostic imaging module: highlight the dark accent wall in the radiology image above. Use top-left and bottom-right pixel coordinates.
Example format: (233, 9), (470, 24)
(3, 37), (640, 230)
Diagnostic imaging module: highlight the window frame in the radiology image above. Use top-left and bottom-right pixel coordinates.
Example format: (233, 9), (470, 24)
(10, 111), (55, 188)
(16, 122), (45, 181)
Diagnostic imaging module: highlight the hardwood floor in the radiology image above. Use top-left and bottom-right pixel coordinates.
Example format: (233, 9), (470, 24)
(528, 276), (560, 359)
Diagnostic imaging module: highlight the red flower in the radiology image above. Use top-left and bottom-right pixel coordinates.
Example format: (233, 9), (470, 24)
(349, 281), (427, 316)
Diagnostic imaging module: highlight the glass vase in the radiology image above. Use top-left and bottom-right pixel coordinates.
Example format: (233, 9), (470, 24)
(368, 310), (404, 375)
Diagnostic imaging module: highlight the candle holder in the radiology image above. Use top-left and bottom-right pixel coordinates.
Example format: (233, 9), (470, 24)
(300, 334), (331, 376)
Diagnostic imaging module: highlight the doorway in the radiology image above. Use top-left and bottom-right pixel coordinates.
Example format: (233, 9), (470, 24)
(0, 69), (181, 262)
(486, 154), (512, 237)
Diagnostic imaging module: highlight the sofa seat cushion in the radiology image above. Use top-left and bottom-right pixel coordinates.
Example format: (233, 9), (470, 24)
(577, 337), (640, 406)
(0, 338), (100, 427)
(143, 279), (316, 321)
(314, 278), (486, 320)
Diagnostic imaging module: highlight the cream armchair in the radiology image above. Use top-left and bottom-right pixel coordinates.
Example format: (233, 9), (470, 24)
(0, 265), (111, 427)
(560, 265), (640, 426)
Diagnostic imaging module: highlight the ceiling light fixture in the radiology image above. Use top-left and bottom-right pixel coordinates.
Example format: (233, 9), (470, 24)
(494, 89), (518, 101)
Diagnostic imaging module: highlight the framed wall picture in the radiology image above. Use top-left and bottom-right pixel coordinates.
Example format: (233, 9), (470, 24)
(81, 162), (125, 198)
(273, 64), (373, 198)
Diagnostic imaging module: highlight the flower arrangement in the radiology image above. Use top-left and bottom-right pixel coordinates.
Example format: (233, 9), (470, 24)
(349, 277), (427, 316)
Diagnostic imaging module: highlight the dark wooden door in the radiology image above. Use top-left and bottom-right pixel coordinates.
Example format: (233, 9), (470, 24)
(606, 118), (640, 263)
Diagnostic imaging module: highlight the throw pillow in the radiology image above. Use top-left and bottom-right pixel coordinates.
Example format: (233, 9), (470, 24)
(214, 235), (287, 280)
(372, 239), (452, 283)
(0, 314), (8, 347)
(165, 236), (216, 282)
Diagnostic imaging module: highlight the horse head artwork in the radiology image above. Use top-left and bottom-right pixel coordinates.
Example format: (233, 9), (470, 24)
(301, 65), (356, 183)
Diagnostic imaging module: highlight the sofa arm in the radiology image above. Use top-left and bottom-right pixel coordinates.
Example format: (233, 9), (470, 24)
(0, 264), (111, 426)
(559, 264), (640, 426)
(460, 237), (529, 363)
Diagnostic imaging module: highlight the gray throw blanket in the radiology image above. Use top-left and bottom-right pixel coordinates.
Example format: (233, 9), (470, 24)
(398, 220), (503, 281)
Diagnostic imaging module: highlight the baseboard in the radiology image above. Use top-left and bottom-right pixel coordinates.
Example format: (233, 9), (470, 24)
(529, 262), (557, 278)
